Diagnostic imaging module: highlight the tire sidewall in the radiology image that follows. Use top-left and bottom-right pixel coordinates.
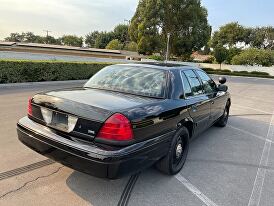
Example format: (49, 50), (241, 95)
(168, 126), (190, 174)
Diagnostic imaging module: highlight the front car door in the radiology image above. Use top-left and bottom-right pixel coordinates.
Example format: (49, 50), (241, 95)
(195, 70), (227, 125)
(181, 70), (211, 136)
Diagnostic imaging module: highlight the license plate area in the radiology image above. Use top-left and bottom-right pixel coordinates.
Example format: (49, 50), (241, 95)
(50, 112), (69, 131)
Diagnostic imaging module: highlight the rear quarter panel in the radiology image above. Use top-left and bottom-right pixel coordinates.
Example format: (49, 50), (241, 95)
(122, 100), (191, 143)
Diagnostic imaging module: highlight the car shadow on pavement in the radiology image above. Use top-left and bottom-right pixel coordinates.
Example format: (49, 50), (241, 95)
(66, 171), (130, 206)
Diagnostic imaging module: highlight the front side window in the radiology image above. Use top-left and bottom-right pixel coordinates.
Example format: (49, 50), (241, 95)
(84, 65), (166, 98)
(183, 70), (204, 96)
(196, 70), (217, 94)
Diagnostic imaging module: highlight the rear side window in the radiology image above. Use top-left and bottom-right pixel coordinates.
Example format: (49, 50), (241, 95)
(183, 70), (204, 96)
(196, 70), (217, 94)
(180, 72), (193, 98)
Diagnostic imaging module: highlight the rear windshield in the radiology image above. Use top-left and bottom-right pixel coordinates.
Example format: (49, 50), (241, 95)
(84, 65), (167, 98)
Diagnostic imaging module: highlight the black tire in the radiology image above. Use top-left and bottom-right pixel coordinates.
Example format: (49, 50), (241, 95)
(156, 126), (189, 175)
(215, 102), (230, 127)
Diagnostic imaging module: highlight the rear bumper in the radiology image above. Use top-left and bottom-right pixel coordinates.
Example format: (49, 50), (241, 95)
(17, 117), (174, 179)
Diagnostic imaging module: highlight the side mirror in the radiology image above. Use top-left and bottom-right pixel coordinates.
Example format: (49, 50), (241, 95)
(219, 77), (227, 84)
(218, 84), (228, 92)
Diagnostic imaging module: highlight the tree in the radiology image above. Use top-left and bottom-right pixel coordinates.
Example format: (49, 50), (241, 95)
(5, 33), (24, 42)
(213, 46), (229, 69)
(210, 22), (248, 48)
(45, 36), (62, 45)
(129, 0), (211, 57)
(129, 0), (162, 55)
(4, 32), (62, 45)
(23, 32), (38, 43)
(113, 24), (129, 43)
(105, 39), (123, 50)
(61, 35), (83, 47)
(249, 27), (274, 50)
(124, 41), (138, 52)
(94, 32), (115, 49)
(85, 31), (100, 47)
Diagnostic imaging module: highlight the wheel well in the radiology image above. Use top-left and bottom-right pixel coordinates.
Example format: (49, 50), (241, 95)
(182, 121), (194, 139)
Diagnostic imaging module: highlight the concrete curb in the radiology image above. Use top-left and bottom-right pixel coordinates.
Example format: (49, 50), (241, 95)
(0, 80), (88, 89)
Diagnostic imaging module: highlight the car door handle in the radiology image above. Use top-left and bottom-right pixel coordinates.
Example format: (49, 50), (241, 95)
(211, 100), (215, 105)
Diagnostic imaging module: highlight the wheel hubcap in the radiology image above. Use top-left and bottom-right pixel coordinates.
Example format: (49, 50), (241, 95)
(176, 143), (183, 159)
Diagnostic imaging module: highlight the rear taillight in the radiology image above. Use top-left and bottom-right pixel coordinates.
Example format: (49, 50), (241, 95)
(28, 98), (32, 116)
(96, 113), (133, 141)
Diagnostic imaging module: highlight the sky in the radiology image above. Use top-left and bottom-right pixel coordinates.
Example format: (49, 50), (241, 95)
(0, 0), (273, 40)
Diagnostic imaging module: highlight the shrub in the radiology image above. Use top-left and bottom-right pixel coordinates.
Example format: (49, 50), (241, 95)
(124, 42), (138, 52)
(226, 48), (241, 64)
(202, 56), (215, 63)
(0, 60), (112, 83)
(148, 55), (164, 61)
(105, 39), (123, 50)
(231, 48), (274, 67)
(249, 71), (270, 76)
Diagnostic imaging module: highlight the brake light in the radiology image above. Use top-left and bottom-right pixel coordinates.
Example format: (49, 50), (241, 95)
(97, 113), (133, 141)
(28, 98), (32, 116)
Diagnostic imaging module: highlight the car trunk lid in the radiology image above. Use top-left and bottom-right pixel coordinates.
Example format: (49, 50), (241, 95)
(30, 88), (161, 142)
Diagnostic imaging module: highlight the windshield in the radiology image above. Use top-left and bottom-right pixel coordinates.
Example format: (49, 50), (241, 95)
(84, 65), (167, 98)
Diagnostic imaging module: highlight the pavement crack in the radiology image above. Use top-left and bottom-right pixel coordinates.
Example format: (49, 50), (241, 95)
(0, 166), (64, 200)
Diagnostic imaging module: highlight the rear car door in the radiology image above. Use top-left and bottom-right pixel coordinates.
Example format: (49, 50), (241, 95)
(195, 70), (226, 125)
(181, 70), (211, 135)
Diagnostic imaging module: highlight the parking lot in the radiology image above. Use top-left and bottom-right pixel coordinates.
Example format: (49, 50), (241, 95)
(0, 76), (273, 206)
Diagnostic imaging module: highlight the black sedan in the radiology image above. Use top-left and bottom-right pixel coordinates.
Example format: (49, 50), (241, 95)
(17, 63), (231, 179)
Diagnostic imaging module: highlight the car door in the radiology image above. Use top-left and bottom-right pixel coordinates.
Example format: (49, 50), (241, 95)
(181, 70), (211, 135)
(195, 70), (227, 125)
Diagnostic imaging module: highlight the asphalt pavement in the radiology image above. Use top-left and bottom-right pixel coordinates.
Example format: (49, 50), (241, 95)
(0, 76), (274, 206)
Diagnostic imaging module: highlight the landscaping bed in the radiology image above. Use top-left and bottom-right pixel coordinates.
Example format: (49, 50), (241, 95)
(202, 67), (274, 79)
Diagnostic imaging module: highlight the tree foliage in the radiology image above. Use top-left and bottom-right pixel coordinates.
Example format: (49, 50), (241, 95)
(210, 22), (248, 48)
(231, 48), (274, 67)
(124, 41), (138, 52)
(4, 33), (25, 42)
(129, 0), (211, 56)
(94, 32), (115, 49)
(105, 39), (123, 50)
(211, 23), (274, 51)
(85, 31), (100, 48)
(249, 27), (274, 50)
(60, 35), (83, 47)
(4, 32), (62, 45)
(113, 24), (129, 43)
(213, 46), (229, 68)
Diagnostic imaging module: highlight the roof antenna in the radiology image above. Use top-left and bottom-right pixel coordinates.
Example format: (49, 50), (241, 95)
(165, 33), (171, 64)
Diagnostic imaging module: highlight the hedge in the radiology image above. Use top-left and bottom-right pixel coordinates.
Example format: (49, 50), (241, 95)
(0, 60), (112, 83)
(202, 67), (274, 79)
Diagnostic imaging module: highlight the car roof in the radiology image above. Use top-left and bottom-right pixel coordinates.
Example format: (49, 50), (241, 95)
(117, 62), (200, 71)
